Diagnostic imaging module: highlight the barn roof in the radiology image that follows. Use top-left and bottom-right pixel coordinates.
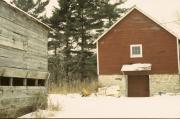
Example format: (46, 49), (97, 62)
(1, 0), (52, 30)
(93, 6), (180, 44)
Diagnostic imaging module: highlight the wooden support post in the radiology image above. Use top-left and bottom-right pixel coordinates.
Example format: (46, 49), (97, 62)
(23, 78), (27, 86)
(0, 77), (1, 86)
(44, 80), (47, 87)
(10, 77), (13, 86)
(35, 79), (38, 86)
(46, 73), (50, 94)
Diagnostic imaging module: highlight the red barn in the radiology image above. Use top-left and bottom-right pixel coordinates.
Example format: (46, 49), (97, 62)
(94, 6), (180, 97)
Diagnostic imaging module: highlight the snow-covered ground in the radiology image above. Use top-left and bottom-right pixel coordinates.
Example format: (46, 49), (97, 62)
(19, 94), (180, 118)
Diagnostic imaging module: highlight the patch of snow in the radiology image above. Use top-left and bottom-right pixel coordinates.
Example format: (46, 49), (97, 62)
(121, 63), (152, 71)
(19, 110), (55, 118)
(20, 94), (180, 118)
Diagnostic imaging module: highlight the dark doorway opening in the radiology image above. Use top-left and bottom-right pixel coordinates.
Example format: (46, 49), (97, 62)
(128, 75), (150, 97)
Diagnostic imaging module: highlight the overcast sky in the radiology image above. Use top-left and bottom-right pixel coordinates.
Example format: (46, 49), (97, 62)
(125, 0), (180, 22)
(5, 0), (180, 22)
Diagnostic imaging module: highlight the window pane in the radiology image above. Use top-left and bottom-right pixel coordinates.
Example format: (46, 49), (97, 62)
(132, 46), (140, 55)
(132, 47), (136, 54)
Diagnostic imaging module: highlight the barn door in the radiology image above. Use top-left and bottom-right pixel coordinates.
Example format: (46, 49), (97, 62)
(128, 75), (149, 97)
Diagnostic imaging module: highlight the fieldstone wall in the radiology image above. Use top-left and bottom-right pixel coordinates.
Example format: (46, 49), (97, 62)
(98, 75), (127, 96)
(149, 74), (180, 96)
(98, 74), (180, 97)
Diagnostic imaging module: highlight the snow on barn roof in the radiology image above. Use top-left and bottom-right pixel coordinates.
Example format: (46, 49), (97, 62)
(1, 0), (52, 30)
(121, 63), (152, 72)
(93, 5), (180, 43)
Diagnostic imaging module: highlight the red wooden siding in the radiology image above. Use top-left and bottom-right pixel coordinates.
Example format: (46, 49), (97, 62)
(98, 9), (178, 75)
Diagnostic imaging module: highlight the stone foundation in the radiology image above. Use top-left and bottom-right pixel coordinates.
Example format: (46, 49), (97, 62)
(98, 75), (127, 96)
(150, 74), (180, 96)
(98, 74), (180, 97)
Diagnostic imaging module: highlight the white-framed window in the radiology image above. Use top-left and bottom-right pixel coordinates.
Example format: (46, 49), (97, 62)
(130, 44), (143, 58)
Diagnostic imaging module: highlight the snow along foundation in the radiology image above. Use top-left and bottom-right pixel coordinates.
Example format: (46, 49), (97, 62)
(98, 74), (180, 97)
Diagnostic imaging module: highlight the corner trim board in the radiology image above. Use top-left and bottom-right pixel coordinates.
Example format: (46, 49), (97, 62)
(177, 38), (180, 74)
(97, 42), (100, 75)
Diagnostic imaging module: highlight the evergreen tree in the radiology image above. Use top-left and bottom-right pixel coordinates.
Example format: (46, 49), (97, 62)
(99, 0), (127, 28)
(49, 0), (126, 81)
(71, 0), (103, 80)
(49, 0), (78, 81)
(10, 0), (50, 20)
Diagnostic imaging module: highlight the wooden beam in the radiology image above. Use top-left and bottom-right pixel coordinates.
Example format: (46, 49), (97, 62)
(0, 67), (49, 80)
(2, 67), (28, 78)
(0, 68), (5, 76)
(27, 71), (49, 80)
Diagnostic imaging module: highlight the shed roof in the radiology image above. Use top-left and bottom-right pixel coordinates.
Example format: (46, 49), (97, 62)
(93, 6), (180, 44)
(121, 63), (152, 72)
(1, 0), (52, 30)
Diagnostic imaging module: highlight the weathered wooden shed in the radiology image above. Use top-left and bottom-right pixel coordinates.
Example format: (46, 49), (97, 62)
(0, 0), (50, 117)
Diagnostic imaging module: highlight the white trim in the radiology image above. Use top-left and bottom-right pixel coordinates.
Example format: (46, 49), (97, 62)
(93, 6), (180, 44)
(130, 44), (143, 58)
(176, 38), (180, 74)
(2, 0), (52, 30)
(96, 42), (100, 75)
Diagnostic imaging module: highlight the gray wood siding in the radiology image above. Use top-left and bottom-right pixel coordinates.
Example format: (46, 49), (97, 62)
(0, 1), (48, 72)
(0, 86), (47, 118)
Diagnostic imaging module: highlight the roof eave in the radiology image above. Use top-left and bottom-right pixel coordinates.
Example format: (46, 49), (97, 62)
(93, 6), (136, 44)
(2, 0), (53, 31)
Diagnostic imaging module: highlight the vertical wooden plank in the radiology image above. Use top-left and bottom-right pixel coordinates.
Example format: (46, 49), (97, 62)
(46, 73), (50, 93)
(23, 78), (27, 86)
(0, 77), (1, 86)
(176, 38), (180, 74)
(35, 79), (38, 86)
(9, 77), (13, 86)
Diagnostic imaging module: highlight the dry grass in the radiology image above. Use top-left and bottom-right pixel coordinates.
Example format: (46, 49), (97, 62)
(49, 79), (99, 95)
(32, 103), (62, 118)
(48, 99), (62, 111)
(0, 109), (17, 118)
(32, 110), (46, 118)
(31, 93), (62, 118)
(33, 92), (47, 111)
(28, 79), (99, 118)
